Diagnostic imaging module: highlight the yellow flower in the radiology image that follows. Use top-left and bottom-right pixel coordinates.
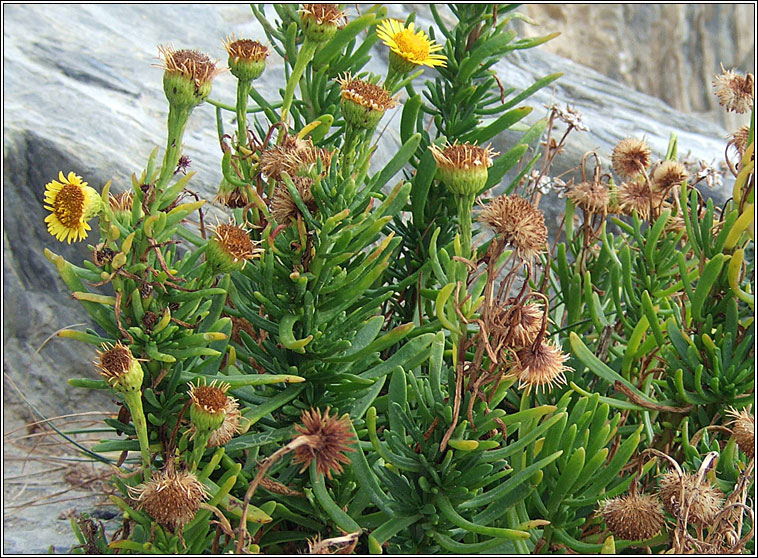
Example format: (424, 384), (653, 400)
(44, 172), (102, 243)
(377, 19), (446, 73)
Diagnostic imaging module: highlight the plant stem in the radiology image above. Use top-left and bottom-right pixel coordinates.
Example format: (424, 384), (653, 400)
(279, 40), (318, 132)
(236, 79), (251, 182)
(156, 105), (191, 194)
(123, 390), (152, 480)
(190, 430), (213, 473)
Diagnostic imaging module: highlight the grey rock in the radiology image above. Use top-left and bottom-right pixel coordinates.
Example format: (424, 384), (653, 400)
(2, 4), (744, 553)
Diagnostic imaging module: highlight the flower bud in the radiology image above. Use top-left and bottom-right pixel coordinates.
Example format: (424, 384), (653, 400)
(223, 37), (268, 82)
(205, 222), (260, 274)
(96, 343), (144, 393)
(158, 45), (221, 109)
(299, 4), (346, 43)
(188, 379), (231, 433)
(337, 73), (397, 129)
(429, 142), (497, 197)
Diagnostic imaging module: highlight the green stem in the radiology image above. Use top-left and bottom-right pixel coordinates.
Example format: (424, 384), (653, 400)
(190, 430), (213, 473)
(456, 193), (475, 263)
(280, 39), (318, 131)
(123, 390), (152, 480)
(236, 79), (252, 181)
(155, 105), (191, 194)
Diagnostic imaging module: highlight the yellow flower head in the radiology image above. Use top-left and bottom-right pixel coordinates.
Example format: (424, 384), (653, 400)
(44, 172), (102, 243)
(377, 19), (446, 73)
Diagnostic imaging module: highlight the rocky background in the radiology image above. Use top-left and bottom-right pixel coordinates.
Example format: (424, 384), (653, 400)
(3, 4), (753, 553)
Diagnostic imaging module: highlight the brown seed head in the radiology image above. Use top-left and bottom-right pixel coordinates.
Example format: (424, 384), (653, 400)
(652, 161), (688, 194)
(270, 176), (318, 224)
(616, 178), (662, 220)
(133, 468), (208, 532)
(612, 137), (652, 178)
(566, 181), (610, 214)
(157, 45), (222, 87)
(95, 342), (143, 392)
(713, 67), (754, 114)
(729, 125), (751, 157)
(493, 302), (545, 349)
(213, 222), (260, 264)
(260, 135), (333, 183)
(223, 37), (269, 62)
(510, 340), (571, 393)
(206, 396), (242, 448)
(477, 195), (548, 262)
(658, 470), (725, 526)
(189, 379), (230, 414)
(292, 407), (355, 479)
(600, 493), (665, 541)
(726, 406), (754, 460)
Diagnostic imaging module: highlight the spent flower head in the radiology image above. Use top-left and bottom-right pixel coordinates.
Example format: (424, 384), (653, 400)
(477, 194), (548, 262)
(337, 73), (398, 129)
(292, 407), (355, 479)
(726, 406), (754, 460)
(300, 4), (346, 43)
(510, 340), (571, 393)
(95, 342), (144, 393)
(599, 493), (665, 541)
(652, 160), (688, 194)
(566, 181), (610, 214)
(612, 137), (652, 179)
(132, 468), (208, 532)
(223, 36), (268, 81)
(430, 141), (498, 196)
(44, 172), (103, 244)
(157, 45), (222, 108)
(206, 222), (260, 273)
(712, 65), (754, 114)
(271, 176), (317, 225)
(260, 135), (333, 183)
(377, 18), (446, 74)
(188, 379), (231, 433)
(658, 470), (725, 526)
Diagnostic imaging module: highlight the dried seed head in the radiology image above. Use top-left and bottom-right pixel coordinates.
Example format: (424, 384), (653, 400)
(430, 141), (498, 196)
(95, 343), (144, 393)
(132, 468), (208, 532)
(223, 36), (268, 81)
(337, 73), (397, 129)
(658, 470), (725, 526)
(510, 341), (571, 393)
(729, 125), (751, 158)
(300, 4), (346, 43)
(44, 171), (103, 244)
(599, 493), (666, 541)
(270, 176), (318, 225)
(206, 222), (260, 273)
(477, 195), (548, 262)
(612, 137), (652, 178)
(260, 135), (333, 183)
(616, 178), (662, 220)
(188, 379), (231, 432)
(215, 178), (250, 209)
(726, 406), (754, 460)
(652, 161), (688, 194)
(292, 407), (355, 479)
(712, 66), (754, 114)
(206, 396), (242, 448)
(566, 181), (610, 214)
(499, 302), (545, 348)
(157, 45), (222, 108)
(230, 315), (257, 345)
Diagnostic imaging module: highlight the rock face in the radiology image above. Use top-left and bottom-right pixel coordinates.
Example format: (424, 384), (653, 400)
(515, 4), (755, 132)
(2, 4), (747, 554)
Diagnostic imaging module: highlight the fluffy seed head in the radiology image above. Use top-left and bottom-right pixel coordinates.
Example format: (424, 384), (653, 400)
(132, 469), (208, 532)
(726, 406), (754, 459)
(566, 181), (610, 214)
(510, 341), (571, 393)
(652, 161), (688, 194)
(658, 471), (725, 526)
(713, 67), (754, 114)
(260, 135), (333, 183)
(493, 302), (545, 349)
(729, 125), (751, 158)
(600, 493), (666, 541)
(612, 137), (652, 178)
(616, 178), (663, 220)
(206, 397), (242, 448)
(292, 407), (355, 479)
(270, 176), (317, 225)
(477, 195), (548, 262)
